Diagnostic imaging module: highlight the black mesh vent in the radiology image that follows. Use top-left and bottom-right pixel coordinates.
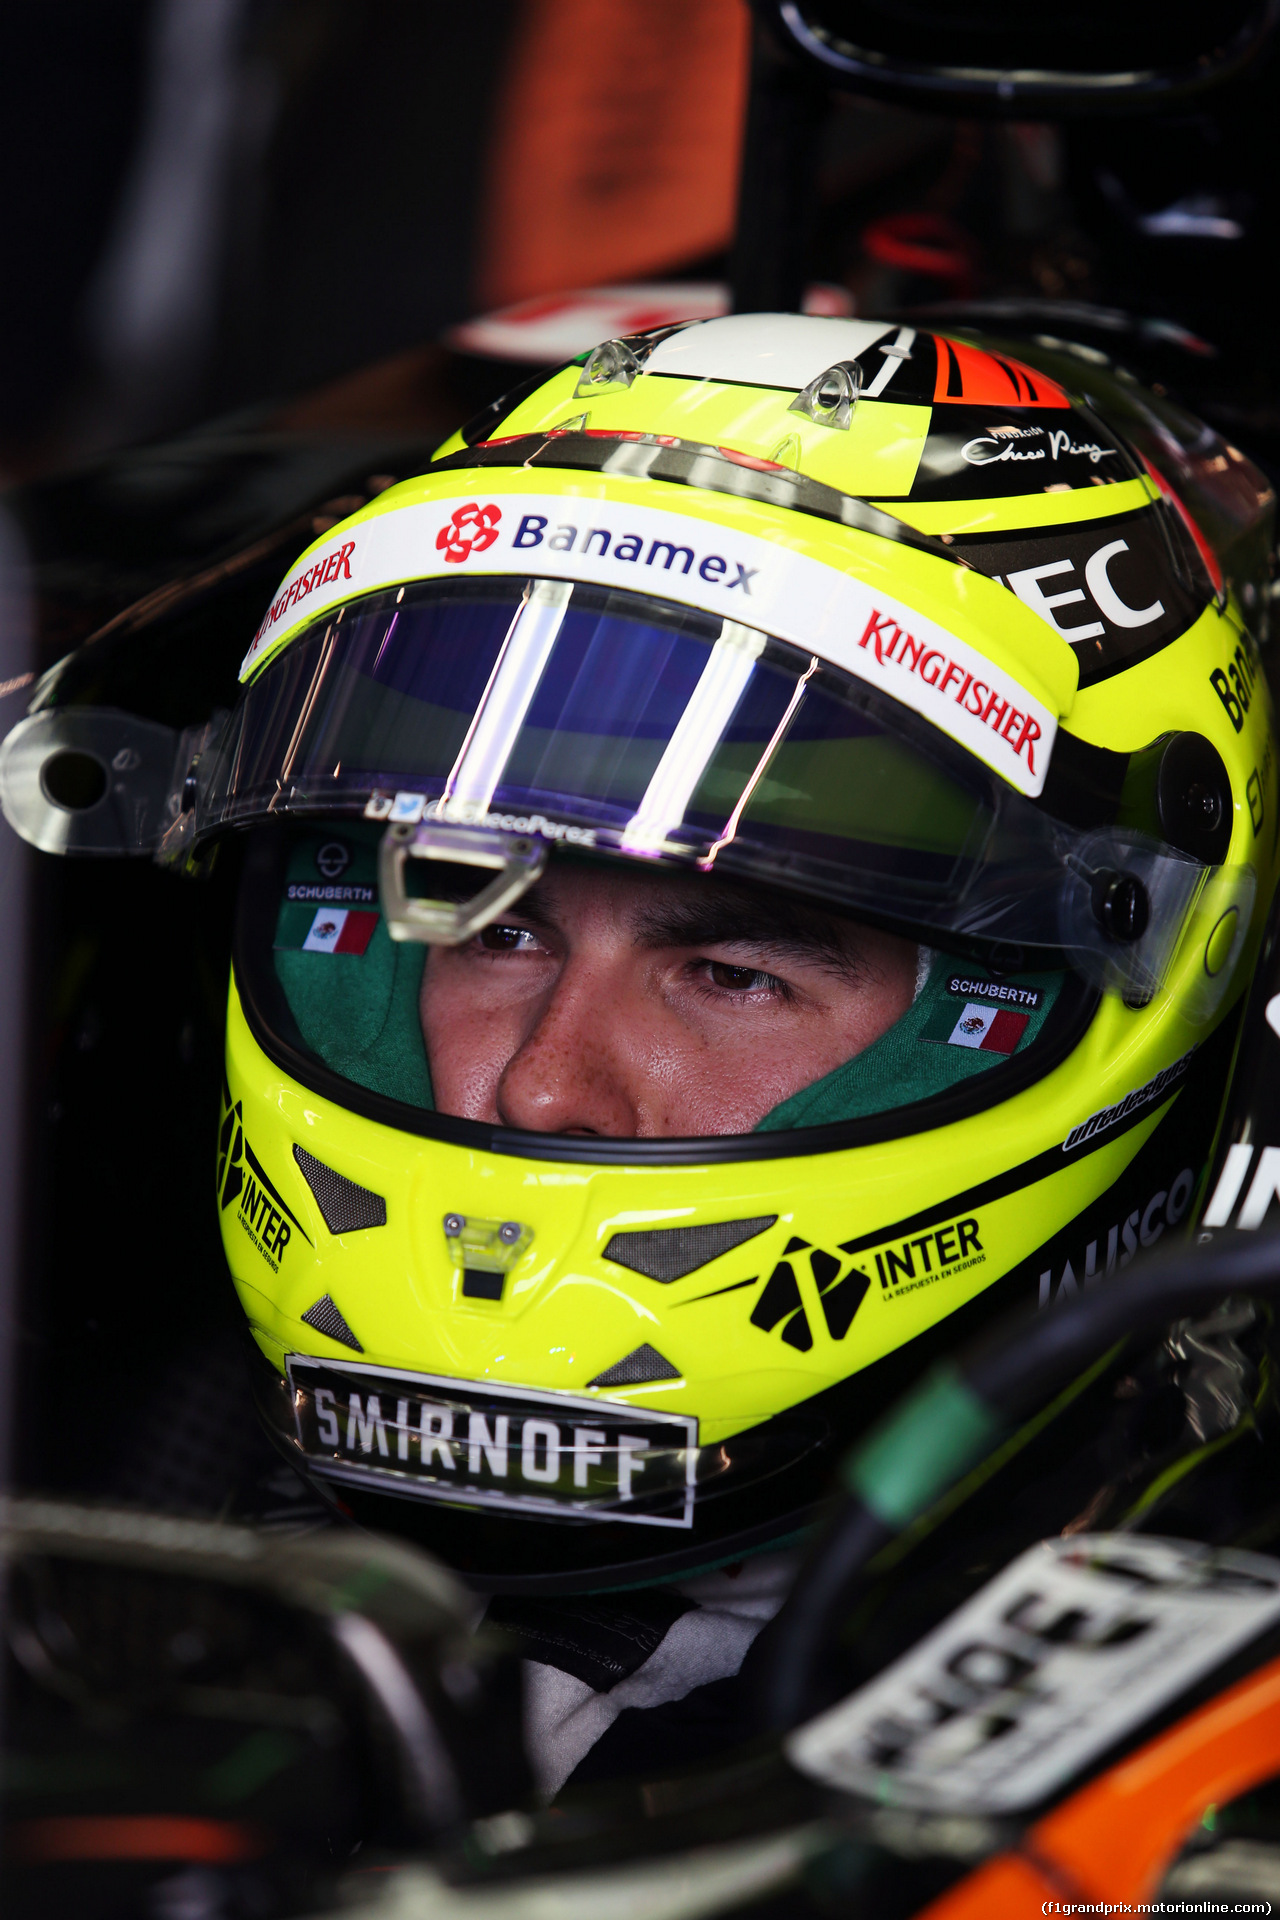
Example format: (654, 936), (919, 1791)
(588, 1344), (682, 1388)
(293, 1145), (387, 1234)
(603, 1216), (776, 1283)
(301, 1294), (363, 1352)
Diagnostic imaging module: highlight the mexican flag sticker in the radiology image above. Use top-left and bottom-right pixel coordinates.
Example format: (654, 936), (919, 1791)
(924, 1000), (1029, 1055)
(300, 907), (378, 955)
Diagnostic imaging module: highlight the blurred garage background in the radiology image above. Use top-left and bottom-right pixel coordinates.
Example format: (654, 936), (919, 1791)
(6, 0), (1277, 482)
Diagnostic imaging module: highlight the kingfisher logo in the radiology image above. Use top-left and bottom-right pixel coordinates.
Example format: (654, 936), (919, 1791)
(749, 1237), (870, 1352)
(859, 607), (1042, 776)
(437, 501), (502, 563)
(250, 538), (355, 650)
(218, 1095), (311, 1273)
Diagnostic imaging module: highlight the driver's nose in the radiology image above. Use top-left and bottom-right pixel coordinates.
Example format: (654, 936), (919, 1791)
(494, 963), (647, 1137)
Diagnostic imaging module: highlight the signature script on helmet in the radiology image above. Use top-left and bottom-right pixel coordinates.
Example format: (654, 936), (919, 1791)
(437, 502), (503, 564)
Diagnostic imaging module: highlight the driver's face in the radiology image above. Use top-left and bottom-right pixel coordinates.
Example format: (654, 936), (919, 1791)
(421, 864), (917, 1139)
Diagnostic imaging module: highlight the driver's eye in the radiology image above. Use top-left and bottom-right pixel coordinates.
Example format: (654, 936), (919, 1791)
(478, 924), (529, 951)
(709, 962), (768, 991)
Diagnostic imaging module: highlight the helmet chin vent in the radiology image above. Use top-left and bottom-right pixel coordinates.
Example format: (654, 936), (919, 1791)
(293, 1146), (387, 1235)
(300, 1294), (363, 1352)
(588, 1344), (682, 1389)
(603, 1216), (777, 1284)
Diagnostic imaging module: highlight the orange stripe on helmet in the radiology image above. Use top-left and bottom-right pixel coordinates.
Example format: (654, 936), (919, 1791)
(933, 337), (1071, 409)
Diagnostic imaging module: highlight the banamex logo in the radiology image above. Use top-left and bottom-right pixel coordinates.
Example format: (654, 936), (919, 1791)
(435, 499), (756, 593)
(437, 501), (502, 563)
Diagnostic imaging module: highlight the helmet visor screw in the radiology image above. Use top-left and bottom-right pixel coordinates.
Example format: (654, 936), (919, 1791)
(1092, 870), (1151, 944)
(1185, 780), (1222, 829)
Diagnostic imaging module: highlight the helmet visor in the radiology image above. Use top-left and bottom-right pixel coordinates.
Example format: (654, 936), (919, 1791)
(197, 576), (1204, 991)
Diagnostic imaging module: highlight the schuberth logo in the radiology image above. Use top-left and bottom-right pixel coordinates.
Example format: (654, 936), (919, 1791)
(947, 975), (1043, 1011)
(286, 881), (376, 903)
(437, 501), (502, 564)
(859, 608), (1042, 776)
(218, 1095), (311, 1273)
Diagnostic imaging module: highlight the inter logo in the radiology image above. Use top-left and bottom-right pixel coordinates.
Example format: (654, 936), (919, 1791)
(750, 1237), (870, 1352)
(872, 1218), (983, 1297)
(218, 1092), (311, 1273)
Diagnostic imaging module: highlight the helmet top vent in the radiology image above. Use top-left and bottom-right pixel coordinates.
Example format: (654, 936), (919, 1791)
(293, 1145), (387, 1235)
(588, 1344), (682, 1389)
(300, 1294), (363, 1353)
(603, 1216), (777, 1283)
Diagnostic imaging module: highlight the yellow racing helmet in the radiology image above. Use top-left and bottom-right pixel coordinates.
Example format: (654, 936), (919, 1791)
(117, 316), (1280, 1589)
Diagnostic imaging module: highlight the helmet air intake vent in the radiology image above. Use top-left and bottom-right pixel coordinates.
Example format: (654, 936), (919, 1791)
(293, 1146), (387, 1234)
(443, 1214), (533, 1305)
(300, 1294), (363, 1352)
(588, 1344), (682, 1389)
(603, 1216), (778, 1283)
(788, 360), (861, 430)
(574, 337), (646, 397)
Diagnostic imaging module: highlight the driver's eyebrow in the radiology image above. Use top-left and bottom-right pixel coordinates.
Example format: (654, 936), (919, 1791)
(633, 894), (865, 976)
(493, 879), (559, 931)
(490, 879), (868, 976)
